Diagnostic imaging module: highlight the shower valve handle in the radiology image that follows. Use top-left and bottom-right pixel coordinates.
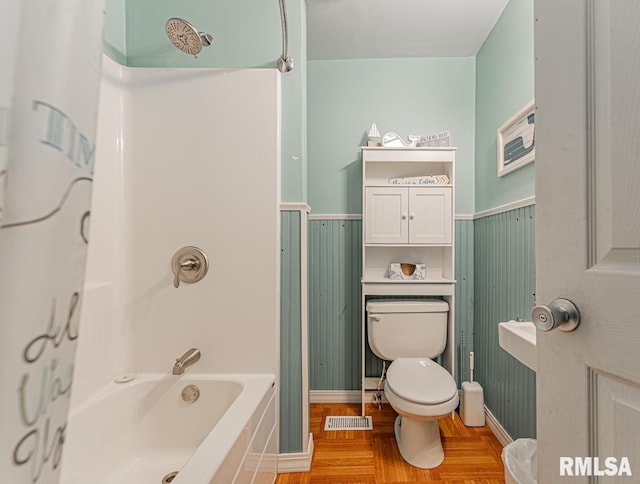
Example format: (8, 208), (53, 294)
(171, 246), (209, 289)
(180, 258), (199, 271)
(173, 258), (200, 288)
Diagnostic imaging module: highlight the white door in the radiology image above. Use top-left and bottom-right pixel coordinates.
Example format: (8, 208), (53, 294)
(535, 0), (640, 481)
(365, 187), (408, 244)
(408, 187), (452, 244)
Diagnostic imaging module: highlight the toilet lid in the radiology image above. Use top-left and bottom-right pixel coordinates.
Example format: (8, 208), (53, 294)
(386, 358), (457, 405)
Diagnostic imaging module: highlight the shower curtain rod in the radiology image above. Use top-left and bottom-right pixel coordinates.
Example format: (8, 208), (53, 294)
(278, 0), (294, 72)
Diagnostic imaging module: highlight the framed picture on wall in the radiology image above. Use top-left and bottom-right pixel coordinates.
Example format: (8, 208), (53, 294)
(497, 100), (535, 177)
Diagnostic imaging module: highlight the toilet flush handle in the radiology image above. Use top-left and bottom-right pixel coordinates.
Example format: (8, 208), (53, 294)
(370, 315), (381, 322)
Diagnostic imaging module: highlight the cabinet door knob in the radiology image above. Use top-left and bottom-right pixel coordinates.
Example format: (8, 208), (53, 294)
(401, 213), (407, 220)
(409, 213), (415, 220)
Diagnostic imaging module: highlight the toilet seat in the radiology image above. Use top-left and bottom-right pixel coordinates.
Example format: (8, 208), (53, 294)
(386, 357), (457, 405)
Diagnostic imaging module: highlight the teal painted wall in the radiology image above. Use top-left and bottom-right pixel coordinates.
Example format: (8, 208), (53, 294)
(307, 57), (476, 215)
(280, 211), (303, 453)
(475, 0), (535, 212)
(309, 218), (474, 390)
(309, 219), (362, 390)
(474, 205), (536, 439)
(280, 0), (307, 203)
(103, 0), (127, 64)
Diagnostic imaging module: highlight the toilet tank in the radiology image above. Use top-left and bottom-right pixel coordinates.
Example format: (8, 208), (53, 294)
(366, 300), (449, 361)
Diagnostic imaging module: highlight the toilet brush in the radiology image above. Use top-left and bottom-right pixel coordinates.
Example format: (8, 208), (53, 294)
(470, 351), (474, 382)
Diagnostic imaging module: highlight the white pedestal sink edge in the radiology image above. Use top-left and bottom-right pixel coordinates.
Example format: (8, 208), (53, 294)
(498, 320), (537, 372)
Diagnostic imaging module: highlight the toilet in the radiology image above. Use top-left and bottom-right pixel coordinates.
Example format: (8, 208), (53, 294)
(366, 299), (458, 469)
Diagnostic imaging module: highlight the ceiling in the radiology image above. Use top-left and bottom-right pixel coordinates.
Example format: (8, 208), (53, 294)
(306, 0), (510, 60)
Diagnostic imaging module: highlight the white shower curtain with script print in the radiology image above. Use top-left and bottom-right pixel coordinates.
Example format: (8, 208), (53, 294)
(0, 1), (105, 483)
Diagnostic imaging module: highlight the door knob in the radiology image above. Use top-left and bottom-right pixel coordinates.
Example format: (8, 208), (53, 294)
(531, 298), (580, 332)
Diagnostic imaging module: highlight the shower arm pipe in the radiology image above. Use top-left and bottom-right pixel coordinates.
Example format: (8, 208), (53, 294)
(278, 0), (294, 72)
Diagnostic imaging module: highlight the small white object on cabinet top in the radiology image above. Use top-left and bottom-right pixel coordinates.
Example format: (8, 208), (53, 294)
(368, 122), (380, 139)
(382, 132), (418, 147)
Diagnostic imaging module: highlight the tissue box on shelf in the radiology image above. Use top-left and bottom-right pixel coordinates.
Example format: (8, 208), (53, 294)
(389, 262), (426, 280)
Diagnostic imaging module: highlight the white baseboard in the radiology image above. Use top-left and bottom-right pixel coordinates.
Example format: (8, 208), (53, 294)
(310, 389), (389, 405)
(484, 406), (513, 447)
(277, 433), (314, 473)
(309, 390), (361, 403)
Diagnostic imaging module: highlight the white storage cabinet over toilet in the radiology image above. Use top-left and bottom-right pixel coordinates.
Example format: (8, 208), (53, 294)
(360, 147), (457, 468)
(360, 147), (456, 413)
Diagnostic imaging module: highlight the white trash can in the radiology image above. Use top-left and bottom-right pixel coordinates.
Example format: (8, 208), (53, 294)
(502, 438), (537, 484)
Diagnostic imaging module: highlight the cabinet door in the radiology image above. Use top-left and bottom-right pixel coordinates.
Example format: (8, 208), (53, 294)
(408, 187), (452, 244)
(365, 187), (408, 243)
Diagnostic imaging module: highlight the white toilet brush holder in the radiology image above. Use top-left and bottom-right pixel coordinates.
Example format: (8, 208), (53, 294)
(460, 352), (485, 427)
(461, 381), (485, 427)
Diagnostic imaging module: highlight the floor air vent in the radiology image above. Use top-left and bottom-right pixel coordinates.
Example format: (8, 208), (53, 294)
(324, 416), (373, 431)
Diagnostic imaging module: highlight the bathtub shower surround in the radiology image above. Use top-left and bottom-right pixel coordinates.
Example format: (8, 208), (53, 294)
(62, 56), (281, 483)
(61, 374), (276, 484)
(0, 1), (105, 483)
(72, 57), (281, 382)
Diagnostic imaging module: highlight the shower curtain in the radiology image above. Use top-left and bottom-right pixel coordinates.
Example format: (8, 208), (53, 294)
(0, 1), (105, 482)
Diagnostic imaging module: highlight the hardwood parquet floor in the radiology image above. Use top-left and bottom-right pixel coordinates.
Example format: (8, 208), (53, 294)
(276, 403), (506, 484)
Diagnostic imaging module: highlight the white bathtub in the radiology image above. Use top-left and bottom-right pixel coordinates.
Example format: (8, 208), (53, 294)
(60, 373), (277, 484)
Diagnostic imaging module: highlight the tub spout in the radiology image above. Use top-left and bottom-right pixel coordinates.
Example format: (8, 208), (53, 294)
(173, 348), (201, 375)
